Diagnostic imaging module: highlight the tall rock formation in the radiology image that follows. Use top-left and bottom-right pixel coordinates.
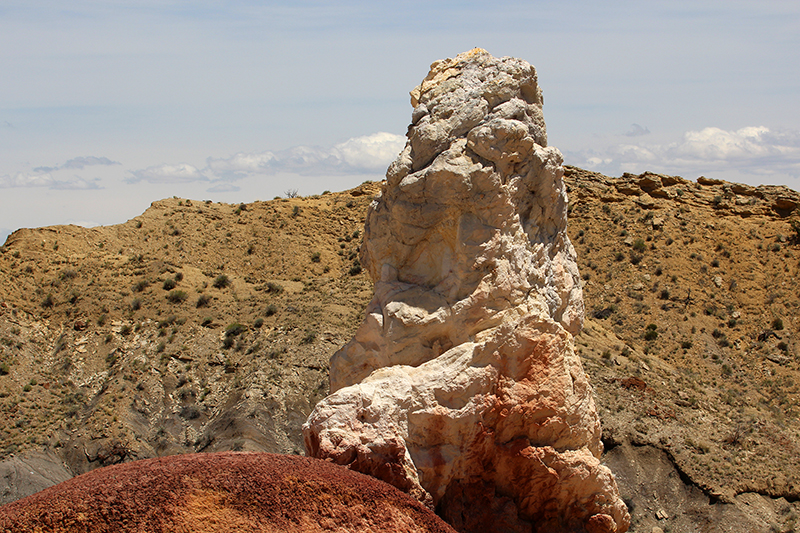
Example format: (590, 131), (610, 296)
(303, 49), (630, 533)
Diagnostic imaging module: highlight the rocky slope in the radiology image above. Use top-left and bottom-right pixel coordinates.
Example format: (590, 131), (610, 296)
(0, 168), (799, 531)
(0, 451), (456, 532)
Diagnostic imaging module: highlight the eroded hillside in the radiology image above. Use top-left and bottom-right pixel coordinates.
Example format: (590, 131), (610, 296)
(1, 169), (799, 531)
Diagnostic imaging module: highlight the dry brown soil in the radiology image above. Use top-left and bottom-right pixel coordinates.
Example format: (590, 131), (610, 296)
(1, 169), (799, 532)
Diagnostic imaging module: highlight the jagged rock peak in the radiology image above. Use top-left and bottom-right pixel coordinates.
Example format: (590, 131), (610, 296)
(304, 50), (629, 533)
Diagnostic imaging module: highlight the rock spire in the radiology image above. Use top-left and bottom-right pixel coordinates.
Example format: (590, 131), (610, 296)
(303, 49), (630, 533)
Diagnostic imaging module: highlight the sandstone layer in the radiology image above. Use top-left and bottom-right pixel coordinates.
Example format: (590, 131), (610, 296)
(304, 49), (630, 533)
(0, 452), (456, 533)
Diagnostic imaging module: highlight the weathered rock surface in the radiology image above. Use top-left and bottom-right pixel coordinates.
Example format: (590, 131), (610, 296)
(0, 452), (456, 533)
(304, 49), (630, 532)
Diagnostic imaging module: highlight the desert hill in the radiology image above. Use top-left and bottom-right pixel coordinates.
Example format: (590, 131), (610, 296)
(1, 168), (799, 532)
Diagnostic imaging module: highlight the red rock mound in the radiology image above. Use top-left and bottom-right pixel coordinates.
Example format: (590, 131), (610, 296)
(0, 452), (456, 533)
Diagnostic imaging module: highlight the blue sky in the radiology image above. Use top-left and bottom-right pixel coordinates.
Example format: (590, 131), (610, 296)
(2, 1), (799, 243)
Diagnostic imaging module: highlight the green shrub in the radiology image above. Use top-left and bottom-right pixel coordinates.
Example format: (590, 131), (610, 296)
(225, 323), (246, 338)
(349, 261), (363, 276)
(166, 290), (188, 304)
(213, 274), (230, 289)
(253, 318), (264, 328)
(644, 324), (658, 341)
(196, 294), (211, 308)
(772, 318), (784, 331)
(130, 298), (142, 311)
(41, 294), (55, 308)
(632, 238), (646, 252)
(311, 252), (321, 263)
(163, 278), (177, 290)
(265, 304), (278, 316)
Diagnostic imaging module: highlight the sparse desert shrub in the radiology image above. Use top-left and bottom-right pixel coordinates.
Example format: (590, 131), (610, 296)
(292, 205), (300, 217)
(163, 278), (177, 290)
(592, 306), (616, 320)
(300, 329), (317, 345)
(0, 363), (9, 375)
(196, 294), (211, 308)
(614, 252), (625, 262)
(772, 318), (784, 331)
(201, 317), (213, 327)
(213, 274), (230, 289)
(311, 251), (321, 263)
(778, 341), (789, 353)
(629, 252), (643, 265)
(790, 219), (800, 243)
(349, 261), (363, 276)
(285, 189), (299, 198)
(41, 294), (54, 308)
(644, 324), (658, 341)
(133, 280), (149, 292)
(265, 282), (283, 294)
(130, 298), (141, 311)
(659, 289), (670, 300)
(175, 272), (184, 282)
(225, 323), (246, 338)
(265, 304), (278, 316)
(60, 269), (78, 281)
(166, 290), (188, 304)
(253, 318), (264, 328)
(681, 340), (693, 350)
(632, 238), (646, 252)
(120, 325), (132, 336)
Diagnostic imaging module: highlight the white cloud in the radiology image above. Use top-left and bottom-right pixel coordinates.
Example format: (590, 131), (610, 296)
(127, 163), (208, 184)
(203, 132), (406, 181)
(206, 151), (278, 180)
(331, 132), (407, 172)
(62, 156), (120, 169)
(570, 126), (800, 181)
(0, 172), (100, 189)
(34, 156), (120, 173)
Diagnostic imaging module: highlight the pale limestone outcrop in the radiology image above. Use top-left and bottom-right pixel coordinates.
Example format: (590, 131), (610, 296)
(303, 49), (629, 533)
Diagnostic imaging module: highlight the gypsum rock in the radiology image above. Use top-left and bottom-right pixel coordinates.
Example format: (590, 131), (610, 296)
(304, 49), (629, 533)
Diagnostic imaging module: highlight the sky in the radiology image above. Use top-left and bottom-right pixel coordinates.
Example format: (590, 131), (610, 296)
(2, 1), (799, 244)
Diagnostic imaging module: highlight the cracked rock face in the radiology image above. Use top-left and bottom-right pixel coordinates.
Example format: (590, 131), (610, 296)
(303, 49), (630, 533)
